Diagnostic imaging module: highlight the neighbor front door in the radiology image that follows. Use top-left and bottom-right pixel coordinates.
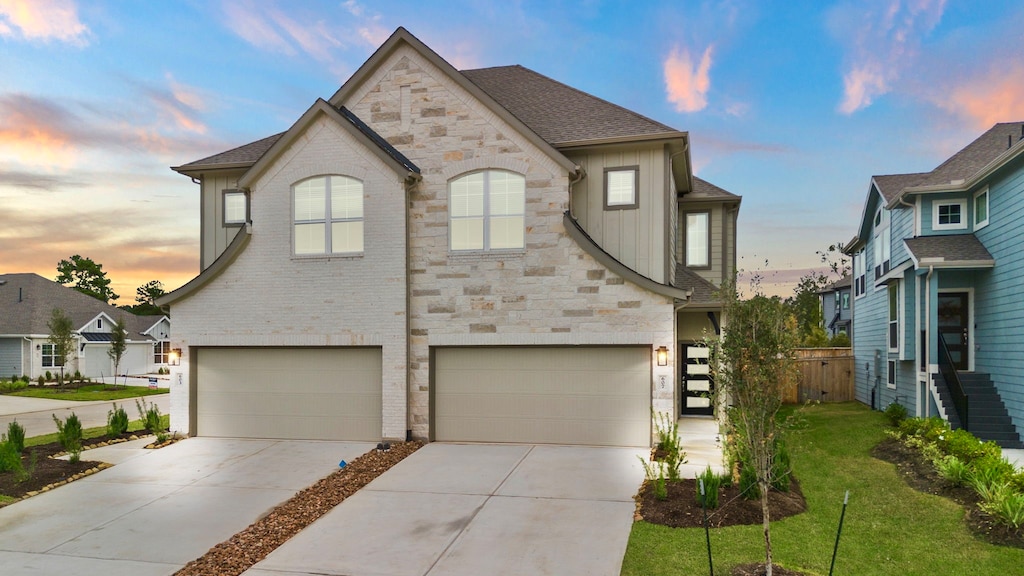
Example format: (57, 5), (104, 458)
(680, 343), (713, 416)
(938, 292), (969, 371)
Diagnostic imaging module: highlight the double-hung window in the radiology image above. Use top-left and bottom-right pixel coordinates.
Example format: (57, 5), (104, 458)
(42, 344), (62, 368)
(873, 208), (891, 279)
(853, 251), (866, 298)
(293, 176), (364, 255)
(449, 170), (525, 251)
(685, 212), (710, 268)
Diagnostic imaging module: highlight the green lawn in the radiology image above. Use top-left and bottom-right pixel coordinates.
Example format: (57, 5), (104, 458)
(9, 384), (168, 402)
(621, 402), (1024, 576)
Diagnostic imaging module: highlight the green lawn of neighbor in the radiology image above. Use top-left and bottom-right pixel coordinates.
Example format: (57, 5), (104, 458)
(9, 384), (168, 402)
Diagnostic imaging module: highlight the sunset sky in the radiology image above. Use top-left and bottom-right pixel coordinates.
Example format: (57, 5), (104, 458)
(2, 0), (1024, 301)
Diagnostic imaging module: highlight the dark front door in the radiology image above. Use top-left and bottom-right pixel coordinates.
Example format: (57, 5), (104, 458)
(680, 343), (714, 416)
(938, 292), (969, 371)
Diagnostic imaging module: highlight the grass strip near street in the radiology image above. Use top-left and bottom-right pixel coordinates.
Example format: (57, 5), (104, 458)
(621, 402), (1024, 576)
(9, 384), (169, 402)
(25, 414), (170, 448)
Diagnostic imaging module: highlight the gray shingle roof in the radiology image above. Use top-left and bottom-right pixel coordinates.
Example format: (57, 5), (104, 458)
(874, 122), (1024, 202)
(460, 65), (681, 145)
(904, 234), (994, 265)
(687, 176), (741, 201)
(173, 132), (284, 172)
(675, 267), (720, 306)
(0, 273), (162, 339)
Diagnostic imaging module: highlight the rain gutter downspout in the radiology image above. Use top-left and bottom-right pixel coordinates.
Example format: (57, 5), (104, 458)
(925, 264), (934, 416)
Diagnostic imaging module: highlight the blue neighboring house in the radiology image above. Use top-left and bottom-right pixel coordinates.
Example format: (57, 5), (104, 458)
(818, 276), (852, 340)
(845, 122), (1024, 448)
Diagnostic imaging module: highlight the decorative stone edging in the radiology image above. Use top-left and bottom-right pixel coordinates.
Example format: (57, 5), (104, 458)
(16, 462), (113, 501)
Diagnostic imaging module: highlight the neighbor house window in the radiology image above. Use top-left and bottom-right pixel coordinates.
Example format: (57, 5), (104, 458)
(842, 292), (850, 310)
(96, 318), (103, 329)
(42, 344), (62, 368)
(888, 282), (899, 352)
(873, 208), (891, 279)
(933, 199), (967, 231)
(974, 188), (989, 230)
(293, 176), (364, 255)
(604, 166), (638, 209)
(854, 251), (866, 298)
(223, 189), (248, 226)
(685, 212), (710, 268)
(154, 341), (170, 364)
(887, 360), (897, 388)
(449, 170), (525, 251)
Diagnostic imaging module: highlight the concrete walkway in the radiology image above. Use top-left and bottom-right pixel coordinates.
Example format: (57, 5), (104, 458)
(0, 438), (374, 576)
(0, 393), (170, 438)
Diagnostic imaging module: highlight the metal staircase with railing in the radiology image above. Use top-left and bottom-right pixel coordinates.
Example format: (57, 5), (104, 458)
(934, 340), (1022, 448)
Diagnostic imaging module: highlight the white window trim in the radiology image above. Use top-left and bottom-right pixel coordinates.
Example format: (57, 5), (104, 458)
(932, 198), (968, 231)
(292, 175), (364, 257)
(448, 170), (526, 253)
(973, 187), (989, 230)
(853, 251), (866, 299)
(888, 282), (900, 354)
(887, 360), (897, 390)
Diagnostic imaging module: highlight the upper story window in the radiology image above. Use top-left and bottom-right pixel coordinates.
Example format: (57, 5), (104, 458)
(96, 318), (103, 329)
(842, 292), (850, 310)
(974, 188), (989, 230)
(223, 189), (248, 226)
(293, 176), (364, 256)
(604, 166), (639, 209)
(888, 282), (900, 352)
(449, 170), (525, 251)
(853, 251), (866, 298)
(933, 199), (967, 231)
(873, 208), (891, 279)
(684, 212), (710, 268)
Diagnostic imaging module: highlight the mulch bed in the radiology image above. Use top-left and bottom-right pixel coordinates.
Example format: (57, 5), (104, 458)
(635, 476), (807, 529)
(871, 437), (1024, 549)
(174, 441), (422, 576)
(0, 431), (150, 503)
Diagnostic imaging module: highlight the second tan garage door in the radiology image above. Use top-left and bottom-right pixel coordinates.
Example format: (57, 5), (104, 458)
(196, 347), (381, 441)
(433, 346), (650, 446)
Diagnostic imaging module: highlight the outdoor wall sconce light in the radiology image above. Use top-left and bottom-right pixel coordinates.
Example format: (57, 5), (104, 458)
(656, 346), (669, 366)
(169, 348), (181, 366)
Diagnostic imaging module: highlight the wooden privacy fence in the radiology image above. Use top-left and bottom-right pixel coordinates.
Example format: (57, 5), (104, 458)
(784, 348), (855, 404)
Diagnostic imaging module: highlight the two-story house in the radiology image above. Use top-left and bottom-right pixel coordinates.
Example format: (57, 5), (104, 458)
(845, 122), (1024, 448)
(818, 276), (852, 340)
(158, 28), (740, 446)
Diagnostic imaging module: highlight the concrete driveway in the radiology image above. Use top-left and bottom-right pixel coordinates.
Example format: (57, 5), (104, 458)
(243, 443), (648, 576)
(0, 438), (374, 576)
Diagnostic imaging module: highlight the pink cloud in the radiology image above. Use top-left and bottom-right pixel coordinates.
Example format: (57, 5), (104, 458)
(0, 0), (89, 45)
(664, 44), (714, 113)
(832, 0), (946, 114)
(932, 64), (1024, 130)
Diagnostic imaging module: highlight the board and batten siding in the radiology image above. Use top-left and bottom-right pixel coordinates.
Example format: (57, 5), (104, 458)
(199, 169), (246, 271)
(972, 166), (1024, 436)
(677, 201), (729, 286)
(567, 144), (669, 284)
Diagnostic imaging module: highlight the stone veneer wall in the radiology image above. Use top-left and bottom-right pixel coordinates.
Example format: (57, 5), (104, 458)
(343, 47), (677, 440)
(169, 115), (409, 437)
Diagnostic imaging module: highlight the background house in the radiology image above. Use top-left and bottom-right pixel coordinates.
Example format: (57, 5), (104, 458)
(0, 273), (170, 380)
(818, 276), (852, 339)
(159, 28), (740, 445)
(845, 122), (1024, 448)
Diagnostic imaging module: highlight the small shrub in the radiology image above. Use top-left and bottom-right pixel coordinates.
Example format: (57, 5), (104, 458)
(36, 375), (44, 386)
(978, 482), (1024, 529)
(638, 457), (668, 500)
(739, 460), (760, 500)
(107, 403), (130, 436)
(898, 416), (948, 440)
(937, 429), (987, 463)
(0, 438), (23, 475)
(652, 411), (687, 481)
(73, 370), (82, 381)
(7, 420), (25, 453)
(136, 398), (163, 435)
(9, 374), (16, 383)
(45, 370), (52, 381)
(936, 455), (971, 486)
(970, 455), (1015, 489)
(884, 402), (908, 426)
(828, 332), (851, 347)
(20, 375), (28, 383)
(52, 412), (83, 463)
(696, 466), (722, 509)
(771, 440), (792, 492)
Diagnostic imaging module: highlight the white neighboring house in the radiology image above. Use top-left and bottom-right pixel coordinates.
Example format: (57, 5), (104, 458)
(0, 273), (171, 380)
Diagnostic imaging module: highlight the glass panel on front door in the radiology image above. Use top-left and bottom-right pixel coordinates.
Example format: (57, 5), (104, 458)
(681, 344), (714, 416)
(937, 293), (969, 371)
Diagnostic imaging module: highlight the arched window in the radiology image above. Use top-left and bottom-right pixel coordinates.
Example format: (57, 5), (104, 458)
(293, 175), (364, 255)
(449, 170), (525, 251)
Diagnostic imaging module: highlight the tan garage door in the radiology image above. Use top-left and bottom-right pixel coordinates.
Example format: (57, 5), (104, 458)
(196, 347), (381, 441)
(434, 346), (650, 446)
